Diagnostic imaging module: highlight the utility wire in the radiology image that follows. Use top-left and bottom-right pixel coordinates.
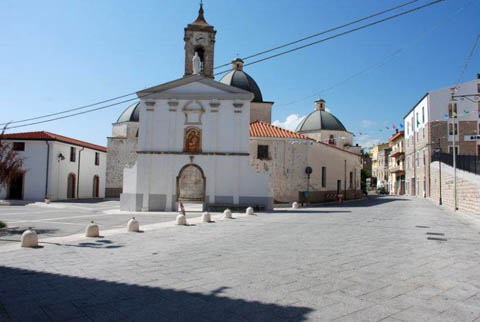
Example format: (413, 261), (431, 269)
(215, 0), (445, 75)
(5, 91), (157, 130)
(3, 0), (444, 129)
(5, 0), (421, 127)
(0, 91), (138, 126)
(456, 33), (480, 85)
(274, 0), (472, 109)
(214, 0), (421, 69)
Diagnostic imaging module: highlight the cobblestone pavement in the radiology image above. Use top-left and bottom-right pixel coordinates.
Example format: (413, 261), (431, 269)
(0, 201), (202, 245)
(1, 196), (480, 322)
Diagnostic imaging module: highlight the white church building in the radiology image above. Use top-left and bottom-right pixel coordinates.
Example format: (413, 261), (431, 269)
(119, 5), (272, 211)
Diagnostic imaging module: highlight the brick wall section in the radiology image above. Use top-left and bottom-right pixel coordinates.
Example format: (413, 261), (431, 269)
(430, 161), (480, 215)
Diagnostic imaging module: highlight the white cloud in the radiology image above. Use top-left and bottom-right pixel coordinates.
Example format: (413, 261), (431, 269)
(356, 134), (381, 149)
(361, 120), (375, 129)
(272, 114), (306, 132)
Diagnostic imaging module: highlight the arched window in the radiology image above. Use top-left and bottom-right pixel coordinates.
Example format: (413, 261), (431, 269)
(328, 135), (336, 145)
(194, 46), (205, 73)
(184, 127), (202, 153)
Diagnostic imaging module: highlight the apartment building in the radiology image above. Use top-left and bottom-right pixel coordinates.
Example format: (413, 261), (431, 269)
(404, 77), (480, 197)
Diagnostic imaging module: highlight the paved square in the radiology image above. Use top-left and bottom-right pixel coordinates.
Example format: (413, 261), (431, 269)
(1, 196), (480, 321)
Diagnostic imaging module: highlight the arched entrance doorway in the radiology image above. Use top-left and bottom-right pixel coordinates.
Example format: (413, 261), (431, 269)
(176, 164), (205, 211)
(92, 175), (100, 198)
(67, 173), (76, 199)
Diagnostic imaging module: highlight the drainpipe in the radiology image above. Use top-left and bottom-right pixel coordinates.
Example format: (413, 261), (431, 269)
(45, 141), (50, 198)
(77, 147), (84, 199)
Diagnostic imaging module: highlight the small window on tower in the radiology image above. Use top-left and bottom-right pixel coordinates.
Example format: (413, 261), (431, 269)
(257, 145), (269, 160)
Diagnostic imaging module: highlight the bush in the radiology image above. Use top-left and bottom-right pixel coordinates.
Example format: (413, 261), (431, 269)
(0, 221), (6, 229)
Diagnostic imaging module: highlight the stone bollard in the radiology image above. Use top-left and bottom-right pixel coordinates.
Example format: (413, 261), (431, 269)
(127, 217), (139, 232)
(176, 214), (187, 226)
(201, 212), (212, 223)
(21, 228), (38, 248)
(85, 221), (100, 237)
(292, 202), (300, 209)
(246, 207), (254, 216)
(222, 209), (233, 219)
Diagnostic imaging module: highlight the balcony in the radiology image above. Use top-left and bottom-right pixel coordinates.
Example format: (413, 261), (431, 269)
(389, 162), (405, 174)
(390, 145), (404, 158)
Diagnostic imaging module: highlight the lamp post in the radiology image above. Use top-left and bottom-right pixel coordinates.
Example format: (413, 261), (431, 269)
(449, 88), (458, 211)
(434, 138), (442, 205)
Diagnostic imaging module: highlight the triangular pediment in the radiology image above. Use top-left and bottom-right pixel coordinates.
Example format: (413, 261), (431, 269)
(137, 75), (254, 101)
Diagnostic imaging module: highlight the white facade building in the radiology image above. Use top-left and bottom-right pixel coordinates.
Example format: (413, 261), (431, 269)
(119, 5), (271, 211)
(0, 132), (106, 201)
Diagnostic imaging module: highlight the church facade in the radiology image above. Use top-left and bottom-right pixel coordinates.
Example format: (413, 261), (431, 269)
(118, 5), (272, 211)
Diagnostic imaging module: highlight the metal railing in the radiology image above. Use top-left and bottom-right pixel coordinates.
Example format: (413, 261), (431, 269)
(431, 152), (480, 175)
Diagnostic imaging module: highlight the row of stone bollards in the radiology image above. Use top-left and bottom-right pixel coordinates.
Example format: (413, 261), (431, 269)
(21, 217), (142, 248)
(20, 207), (259, 248)
(175, 207), (255, 226)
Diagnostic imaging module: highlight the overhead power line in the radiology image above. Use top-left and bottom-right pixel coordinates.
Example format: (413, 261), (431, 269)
(274, 0), (472, 109)
(3, 1), (423, 127)
(214, 0), (421, 69)
(3, 0), (444, 130)
(456, 33), (480, 85)
(215, 0), (445, 75)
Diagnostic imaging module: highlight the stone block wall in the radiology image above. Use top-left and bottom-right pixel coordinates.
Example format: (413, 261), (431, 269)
(430, 161), (480, 215)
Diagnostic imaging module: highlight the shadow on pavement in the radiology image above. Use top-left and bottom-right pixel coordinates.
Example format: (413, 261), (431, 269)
(274, 210), (351, 214)
(317, 196), (410, 208)
(0, 266), (313, 321)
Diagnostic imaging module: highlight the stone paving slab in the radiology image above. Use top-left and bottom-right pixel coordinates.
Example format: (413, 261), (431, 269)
(0, 196), (479, 321)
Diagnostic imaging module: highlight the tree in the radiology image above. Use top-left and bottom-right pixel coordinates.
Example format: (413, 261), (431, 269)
(0, 125), (24, 189)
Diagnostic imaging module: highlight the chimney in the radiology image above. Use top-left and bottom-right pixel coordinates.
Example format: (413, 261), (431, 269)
(314, 99), (326, 111)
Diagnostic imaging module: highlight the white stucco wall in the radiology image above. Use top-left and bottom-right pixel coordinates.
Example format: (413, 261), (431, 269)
(121, 77), (272, 211)
(0, 139), (106, 201)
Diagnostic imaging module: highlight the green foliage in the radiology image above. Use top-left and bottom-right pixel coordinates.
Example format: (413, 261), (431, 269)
(0, 221), (6, 229)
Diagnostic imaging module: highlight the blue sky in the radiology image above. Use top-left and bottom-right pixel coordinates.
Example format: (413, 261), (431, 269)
(1, 0), (479, 148)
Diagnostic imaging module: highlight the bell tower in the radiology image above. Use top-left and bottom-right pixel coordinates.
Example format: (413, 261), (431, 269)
(184, 3), (216, 78)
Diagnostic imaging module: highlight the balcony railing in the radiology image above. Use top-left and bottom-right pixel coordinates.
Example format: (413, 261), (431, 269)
(390, 145), (404, 158)
(389, 162), (405, 173)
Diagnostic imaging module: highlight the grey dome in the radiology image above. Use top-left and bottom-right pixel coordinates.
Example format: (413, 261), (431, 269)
(220, 70), (263, 103)
(117, 102), (140, 123)
(296, 110), (347, 132)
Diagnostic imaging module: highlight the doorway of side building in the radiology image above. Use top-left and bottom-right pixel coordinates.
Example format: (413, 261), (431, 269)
(176, 164), (205, 211)
(67, 173), (76, 199)
(92, 175), (100, 198)
(336, 180), (341, 195)
(8, 173), (24, 200)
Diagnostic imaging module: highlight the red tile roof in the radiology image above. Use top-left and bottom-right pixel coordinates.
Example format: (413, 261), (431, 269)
(249, 121), (361, 156)
(249, 121), (311, 140)
(389, 131), (404, 142)
(0, 131), (107, 152)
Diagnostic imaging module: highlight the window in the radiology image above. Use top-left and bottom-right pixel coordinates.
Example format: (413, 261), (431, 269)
(448, 123), (458, 135)
(477, 83), (480, 93)
(423, 150), (425, 166)
(423, 127), (425, 139)
(349, 172), (353, 189)
(416, 152), (419, 167)
(449, 146), (459, 155)
(328, 135), (336, 145)
(257, 145), (269, 160)
(70, 147), (76, 162)
(322, 167), (326, 187)
(422, 106), (425, 123)
(12, 142), (25, 151)
(95, 152), (100, 166)
(416, 112), (419, 128)
(448, 102), (457, 118)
